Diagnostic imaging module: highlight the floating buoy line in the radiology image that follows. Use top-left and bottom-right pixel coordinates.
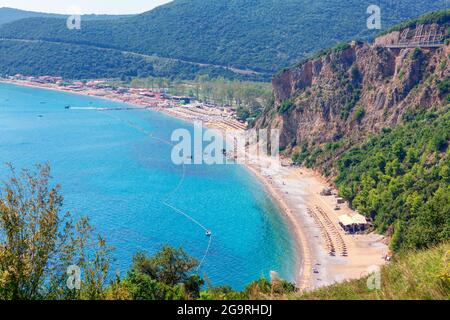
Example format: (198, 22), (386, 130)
(98, 109), (213, 271)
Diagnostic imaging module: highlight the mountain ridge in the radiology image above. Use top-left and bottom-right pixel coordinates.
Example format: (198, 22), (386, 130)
(0, 0), (448, 78)
(0, 7), (133, 25)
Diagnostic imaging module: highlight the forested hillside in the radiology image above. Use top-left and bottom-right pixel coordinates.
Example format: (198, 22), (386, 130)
(259, 10), (450, 252)
(336, 108), (450, 251)
(0, 0), (448, 79)
(0, 7), (131, 25)
(0, 39), (263, 81)
(0, 7), (61, 24)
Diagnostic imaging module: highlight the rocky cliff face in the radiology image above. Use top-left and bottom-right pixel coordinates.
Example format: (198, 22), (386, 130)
(259, 25), (449, 162)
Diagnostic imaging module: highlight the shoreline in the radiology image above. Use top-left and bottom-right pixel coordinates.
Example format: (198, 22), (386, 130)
(0, 79), (246, 131)
(245, 155), (389, 290)
(1, 79), (388, 291)
(244, 163), (311, 289)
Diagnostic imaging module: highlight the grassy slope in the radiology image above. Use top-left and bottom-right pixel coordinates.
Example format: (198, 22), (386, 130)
(294, 243), (450, 300)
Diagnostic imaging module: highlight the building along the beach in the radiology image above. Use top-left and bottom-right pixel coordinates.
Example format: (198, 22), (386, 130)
(338, 214), (368, 234)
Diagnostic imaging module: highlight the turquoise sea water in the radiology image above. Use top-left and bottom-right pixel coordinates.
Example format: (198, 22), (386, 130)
(0, 83), (296, 289)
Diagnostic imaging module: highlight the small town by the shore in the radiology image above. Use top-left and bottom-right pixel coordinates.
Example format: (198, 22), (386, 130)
(2, 74), (248, 132)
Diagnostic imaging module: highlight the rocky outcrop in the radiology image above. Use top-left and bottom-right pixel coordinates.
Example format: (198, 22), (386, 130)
(259, 25), (449, 154)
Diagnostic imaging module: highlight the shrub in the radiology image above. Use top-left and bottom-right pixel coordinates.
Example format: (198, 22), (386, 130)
(411, 48), (423, 60)
(354, 107), (366, 123)
(278, 99), (295, 114)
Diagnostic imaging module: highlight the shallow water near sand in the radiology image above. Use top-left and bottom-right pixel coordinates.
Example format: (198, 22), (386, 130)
(0, 82), (296, 289)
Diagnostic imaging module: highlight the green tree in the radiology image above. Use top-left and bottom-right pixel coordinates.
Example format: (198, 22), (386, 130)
(0, 163), (112, 300)
(124, 246), (203, 300)
(132, 246), (198, 286)
(335, 108), (450, 251)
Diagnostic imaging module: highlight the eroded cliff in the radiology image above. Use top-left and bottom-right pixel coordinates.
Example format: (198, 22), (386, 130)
(259, 22), (449, 172)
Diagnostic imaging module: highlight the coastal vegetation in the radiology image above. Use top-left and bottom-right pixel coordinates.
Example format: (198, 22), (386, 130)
(295, 242), (450, 300)
(335, 108), (450, 252)
(108, 76), (272, 124)
(292, 107), (450, 252)
(125, 76), (271, 106)
(380, 9), (450, 36)
(0, 164), (448, 300)
(0, 164), (295, 300)
(0, 164), (113, 300)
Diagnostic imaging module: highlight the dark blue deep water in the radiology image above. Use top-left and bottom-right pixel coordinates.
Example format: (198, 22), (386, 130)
(0, 83), (295, 289)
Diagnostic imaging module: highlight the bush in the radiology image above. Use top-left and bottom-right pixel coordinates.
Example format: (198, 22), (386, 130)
(124, 246), (204, 300)
(436, 77), (450, 95)
(278, 99), (295, 114)
(411, 48), (423, 60)
(354, 107), (366, 123)
(0, 164), (113, 300)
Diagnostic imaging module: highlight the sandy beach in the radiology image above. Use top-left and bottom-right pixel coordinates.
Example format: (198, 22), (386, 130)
(1, 79), (389, 291)
(245, 155), (388, 290)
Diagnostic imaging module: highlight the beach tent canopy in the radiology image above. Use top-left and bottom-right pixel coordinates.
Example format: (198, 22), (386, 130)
(338, 215), (354, 226)
(352, 214), (367, 225)
(339, 214), (367, 226)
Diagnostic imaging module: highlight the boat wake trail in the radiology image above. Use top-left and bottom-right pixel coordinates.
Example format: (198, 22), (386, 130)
(100, 110), (213, 270)
(68, 106), (141, 111)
